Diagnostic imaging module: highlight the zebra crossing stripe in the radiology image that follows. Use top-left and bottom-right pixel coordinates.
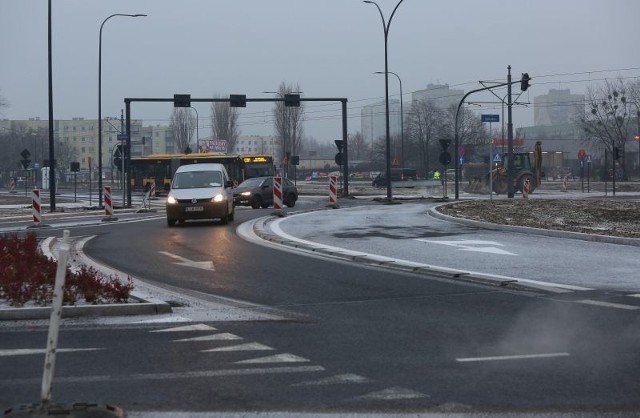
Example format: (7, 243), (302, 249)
(174, 333), (242, 342)
(150, 324), (217, 332)
(293, 373), (370, 386)
(235, 353), (310, 364)
(201, 342), (274, 353)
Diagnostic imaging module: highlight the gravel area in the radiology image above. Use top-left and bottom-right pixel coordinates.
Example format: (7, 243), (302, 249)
(438, 198), (640, 239)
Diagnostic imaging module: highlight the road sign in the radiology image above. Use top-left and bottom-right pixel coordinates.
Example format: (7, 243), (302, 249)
(586, 154), (592, 164)
(334, 152), (343, 166)
(439, 151), (451, 166)
(481, 114), (500, 123)
(493, 153), (502, 163)
(392, 158), (400, 166)
(439, 139), (451, 150)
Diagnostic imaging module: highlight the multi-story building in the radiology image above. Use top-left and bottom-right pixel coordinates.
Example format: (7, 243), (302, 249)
(533, 89), (585, 126)
(360, 99), (401, 146)
(411, 83), (464, 109)
(0, 117), (143, 171)
(232, 135), (277, 157)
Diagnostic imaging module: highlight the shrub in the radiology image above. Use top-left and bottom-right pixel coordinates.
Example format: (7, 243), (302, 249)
(0, 232), (134, 307)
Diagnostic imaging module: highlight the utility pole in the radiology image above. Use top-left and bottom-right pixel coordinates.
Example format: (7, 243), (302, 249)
(507, 65), (515, 198)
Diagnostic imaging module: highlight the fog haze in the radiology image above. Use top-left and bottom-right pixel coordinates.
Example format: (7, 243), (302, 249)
(1, 0), (639, 140)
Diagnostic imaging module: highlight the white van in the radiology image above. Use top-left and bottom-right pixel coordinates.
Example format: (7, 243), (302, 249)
(166, 163), (235, 226)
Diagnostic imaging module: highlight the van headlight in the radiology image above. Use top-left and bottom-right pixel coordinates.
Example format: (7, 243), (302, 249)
(212, 194), (225, 203)
(167, 195), (177, 204)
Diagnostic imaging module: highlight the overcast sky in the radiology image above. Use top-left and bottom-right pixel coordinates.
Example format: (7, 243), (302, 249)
(1, 0), (639, 141)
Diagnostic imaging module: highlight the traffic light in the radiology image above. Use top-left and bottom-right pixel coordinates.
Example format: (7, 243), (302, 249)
(284, 93), (300, 107)
(520, 73), (531, 92)
(113, 144), (123, 170)
(613, 147), (621, 160)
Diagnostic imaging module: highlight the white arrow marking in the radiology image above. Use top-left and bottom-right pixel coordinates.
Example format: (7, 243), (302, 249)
(0, 348), (103, 357)
(235, 353), (310, 364)
(174, 333), (242, 342)
(159, 251), (215, 271)
(415, 239), (517, 256)
(151, 324), (217, 333)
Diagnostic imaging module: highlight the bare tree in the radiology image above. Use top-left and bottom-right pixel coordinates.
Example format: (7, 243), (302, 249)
(210, 94), (240, 153)
(441, 104), (486, 147)
(407, 100), (443, 177)
(271, 82), (305, 168)
(0, 90), (7, 116)
(170, 108), (196, 153)
(348, 131), (369, 161)
(576, 78), (634, 178)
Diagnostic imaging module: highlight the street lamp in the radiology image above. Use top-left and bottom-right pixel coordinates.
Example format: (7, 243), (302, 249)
(364, 0), (404, 202)
(375, 70), (403, 168)
(190, 106), (199, 152)
(98, 13), (146, 208)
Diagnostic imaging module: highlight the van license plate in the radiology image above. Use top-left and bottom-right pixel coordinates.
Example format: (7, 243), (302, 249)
(186, 206), (204, 212)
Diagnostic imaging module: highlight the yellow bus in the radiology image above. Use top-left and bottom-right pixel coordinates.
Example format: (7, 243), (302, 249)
(130, 153), (275, 195)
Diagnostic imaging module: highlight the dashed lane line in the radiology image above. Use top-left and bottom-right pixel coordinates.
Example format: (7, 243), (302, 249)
(4, 366), (326, 385)
(456, 352), (570, 362)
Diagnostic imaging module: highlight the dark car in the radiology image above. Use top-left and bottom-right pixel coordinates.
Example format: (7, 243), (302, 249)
(372, 168), (417, 187)
(233, 176), (298, 209)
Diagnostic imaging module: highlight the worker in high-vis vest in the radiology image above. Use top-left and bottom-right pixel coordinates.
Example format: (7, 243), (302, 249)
(432, 170), (441, 181)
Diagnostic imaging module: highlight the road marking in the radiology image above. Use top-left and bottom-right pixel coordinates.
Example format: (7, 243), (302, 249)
(0, 348), (104, 357)
(174, 333), (242, 342)
(577, 300), (640, 310)
(150, 324), (217, 332)
(158, 251), (215, 271)
(4, 366), (326, 385)
(201, 342), (274, 352)
(235, 353), (310, 364)
(135, 316), (192, 324)
(293, 373), (370, 386)
(354, 386), (429, 400)
(456, 352), (570, 362)
(414, 239), (517, 256)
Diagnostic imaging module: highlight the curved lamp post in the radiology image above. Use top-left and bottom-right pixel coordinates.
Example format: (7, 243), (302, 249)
(364, 0), (404, 202)
(375, 70), (403, 168)
(98, 13), (146, 207)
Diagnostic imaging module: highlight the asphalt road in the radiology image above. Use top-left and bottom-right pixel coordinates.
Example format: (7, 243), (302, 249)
(2, 197), (640, 415)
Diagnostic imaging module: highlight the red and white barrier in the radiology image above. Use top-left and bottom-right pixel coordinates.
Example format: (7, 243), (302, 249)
(104, 186), (113, 217)
(329, 175), (338, 205)
(32, 189), (42, 225)
(272, 176), (283, 210)
(523, 178), (530, 199)
(149, 181), (156, 199)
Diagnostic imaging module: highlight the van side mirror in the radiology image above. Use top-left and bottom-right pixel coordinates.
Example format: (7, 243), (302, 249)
(225, 180), (234, 188)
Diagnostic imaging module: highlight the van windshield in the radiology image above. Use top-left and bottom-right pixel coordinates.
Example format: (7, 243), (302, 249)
(172, 171), (223, 189)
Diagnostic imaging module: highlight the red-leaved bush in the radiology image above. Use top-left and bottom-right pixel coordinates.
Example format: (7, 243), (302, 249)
(0, 232), (134, 307)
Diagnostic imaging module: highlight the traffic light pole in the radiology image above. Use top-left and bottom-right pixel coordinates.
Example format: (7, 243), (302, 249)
(454, 67), (528, 200)
(124, 96), (349, 207)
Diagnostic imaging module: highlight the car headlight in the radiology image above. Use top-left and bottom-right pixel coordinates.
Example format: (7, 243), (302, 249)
(240, 191), (251, 196)
(167, 195), (177, 204)
(212, 194), (225, 203)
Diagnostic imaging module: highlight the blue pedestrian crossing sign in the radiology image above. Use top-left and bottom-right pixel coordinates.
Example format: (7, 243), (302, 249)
(493, 152), (502, 163)
(586, 154), (592, 164)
